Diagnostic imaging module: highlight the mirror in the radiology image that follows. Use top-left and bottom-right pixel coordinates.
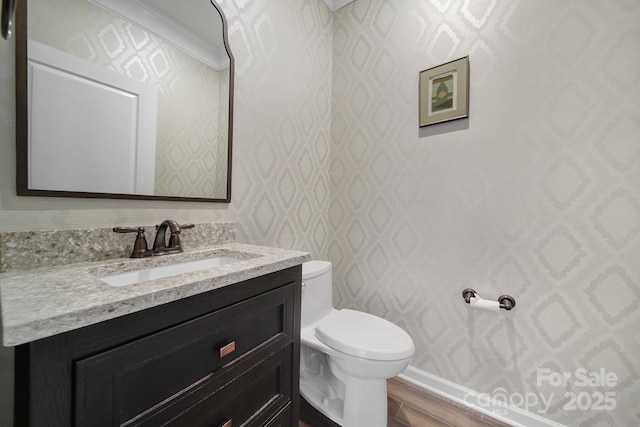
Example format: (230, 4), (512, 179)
(1, 0), (16, 39)
(15, 0), (234, 202)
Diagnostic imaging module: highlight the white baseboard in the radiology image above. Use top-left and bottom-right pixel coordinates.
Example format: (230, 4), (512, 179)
(398, 366), (567, 427)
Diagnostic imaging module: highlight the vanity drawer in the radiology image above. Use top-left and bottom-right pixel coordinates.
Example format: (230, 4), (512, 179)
(265, 404), (293, 427)
(75, 284), (295, 426)
(132, 343), (293, 427)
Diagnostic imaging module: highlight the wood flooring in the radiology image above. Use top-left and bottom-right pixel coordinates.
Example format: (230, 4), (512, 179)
(299, 376), (514, 427)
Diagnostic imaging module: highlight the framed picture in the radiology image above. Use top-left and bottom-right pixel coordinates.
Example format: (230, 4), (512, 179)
(419, 56), (469, 127)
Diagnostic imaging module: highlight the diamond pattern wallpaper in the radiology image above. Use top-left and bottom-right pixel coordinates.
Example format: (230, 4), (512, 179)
(28, 0), (230, 199)
(329, 1), (640, 425)
(0, 0), (639, 426)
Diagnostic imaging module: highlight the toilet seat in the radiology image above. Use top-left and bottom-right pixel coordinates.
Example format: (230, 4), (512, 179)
(314, 309), (414, 361)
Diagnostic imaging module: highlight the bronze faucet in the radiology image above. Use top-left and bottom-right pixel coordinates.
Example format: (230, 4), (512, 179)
(114, 220), (195, 258)
(152, 219), (194, 255)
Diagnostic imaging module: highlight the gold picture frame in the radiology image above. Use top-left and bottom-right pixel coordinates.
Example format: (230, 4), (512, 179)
(419, 56), (469, 127)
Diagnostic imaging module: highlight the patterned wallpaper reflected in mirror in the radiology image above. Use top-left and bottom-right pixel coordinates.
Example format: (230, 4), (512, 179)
(16, 0), (233, 202)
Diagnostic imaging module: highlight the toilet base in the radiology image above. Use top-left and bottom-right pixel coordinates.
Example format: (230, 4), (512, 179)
(301, 360), (389, 427)
(332, 365), (388, 427)
(300, 380), (388, 427)
(300, 337), (411, 427)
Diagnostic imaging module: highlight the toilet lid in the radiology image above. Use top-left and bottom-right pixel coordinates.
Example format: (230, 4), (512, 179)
(302, 260), (332, 280)
(315, 309), (414, 361)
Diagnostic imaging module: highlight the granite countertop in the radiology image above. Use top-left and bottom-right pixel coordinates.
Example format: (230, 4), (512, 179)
(0, 243), (310, 347)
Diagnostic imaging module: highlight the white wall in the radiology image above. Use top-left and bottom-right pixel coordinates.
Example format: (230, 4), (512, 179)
(330, 1), (640, 425)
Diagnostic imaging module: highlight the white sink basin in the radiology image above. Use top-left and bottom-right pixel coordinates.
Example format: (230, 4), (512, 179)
(100, 256), (241, 287)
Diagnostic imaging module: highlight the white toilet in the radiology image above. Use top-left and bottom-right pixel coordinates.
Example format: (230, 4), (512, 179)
(300, 261), (415, 427)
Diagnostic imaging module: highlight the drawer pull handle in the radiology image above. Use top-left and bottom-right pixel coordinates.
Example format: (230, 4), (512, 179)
(219, 341), (236, 358)
(222, 420), (232, 427)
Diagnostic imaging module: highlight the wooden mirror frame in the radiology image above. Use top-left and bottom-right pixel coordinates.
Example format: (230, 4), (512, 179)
(15, 0), (234, 203)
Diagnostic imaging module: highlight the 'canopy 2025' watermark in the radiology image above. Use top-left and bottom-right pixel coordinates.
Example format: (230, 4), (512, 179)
(464, 367), (618, 416)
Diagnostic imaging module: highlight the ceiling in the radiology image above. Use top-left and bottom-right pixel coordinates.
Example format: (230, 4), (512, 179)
(88, 0), (356, 69)
(89, 0), (229, 70)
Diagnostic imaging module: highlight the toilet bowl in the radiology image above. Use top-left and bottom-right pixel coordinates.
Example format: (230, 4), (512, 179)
(300, 261), (415, 427)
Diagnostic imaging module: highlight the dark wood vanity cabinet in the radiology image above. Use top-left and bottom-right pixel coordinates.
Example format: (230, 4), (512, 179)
(14, 266), (302, 427)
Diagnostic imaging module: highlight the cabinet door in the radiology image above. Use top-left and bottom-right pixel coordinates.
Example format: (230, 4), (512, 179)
(75, 284), (294, 426)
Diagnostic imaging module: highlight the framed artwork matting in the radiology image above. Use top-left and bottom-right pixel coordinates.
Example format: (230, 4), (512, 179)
(419, 56), (469, 127)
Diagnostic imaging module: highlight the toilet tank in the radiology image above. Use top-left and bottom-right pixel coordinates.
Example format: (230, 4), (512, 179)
(301, 261), (333, 327)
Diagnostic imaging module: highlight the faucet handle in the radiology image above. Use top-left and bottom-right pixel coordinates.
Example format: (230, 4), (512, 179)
(113, 226), (143, 233)
(153, 223), (194, 231)
(113, 226), (150, 258)
(168, 224), (194, 249)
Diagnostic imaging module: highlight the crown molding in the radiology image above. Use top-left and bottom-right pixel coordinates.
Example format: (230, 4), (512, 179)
(88, 0), (229, 70)
(323, 0), (355, 12)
